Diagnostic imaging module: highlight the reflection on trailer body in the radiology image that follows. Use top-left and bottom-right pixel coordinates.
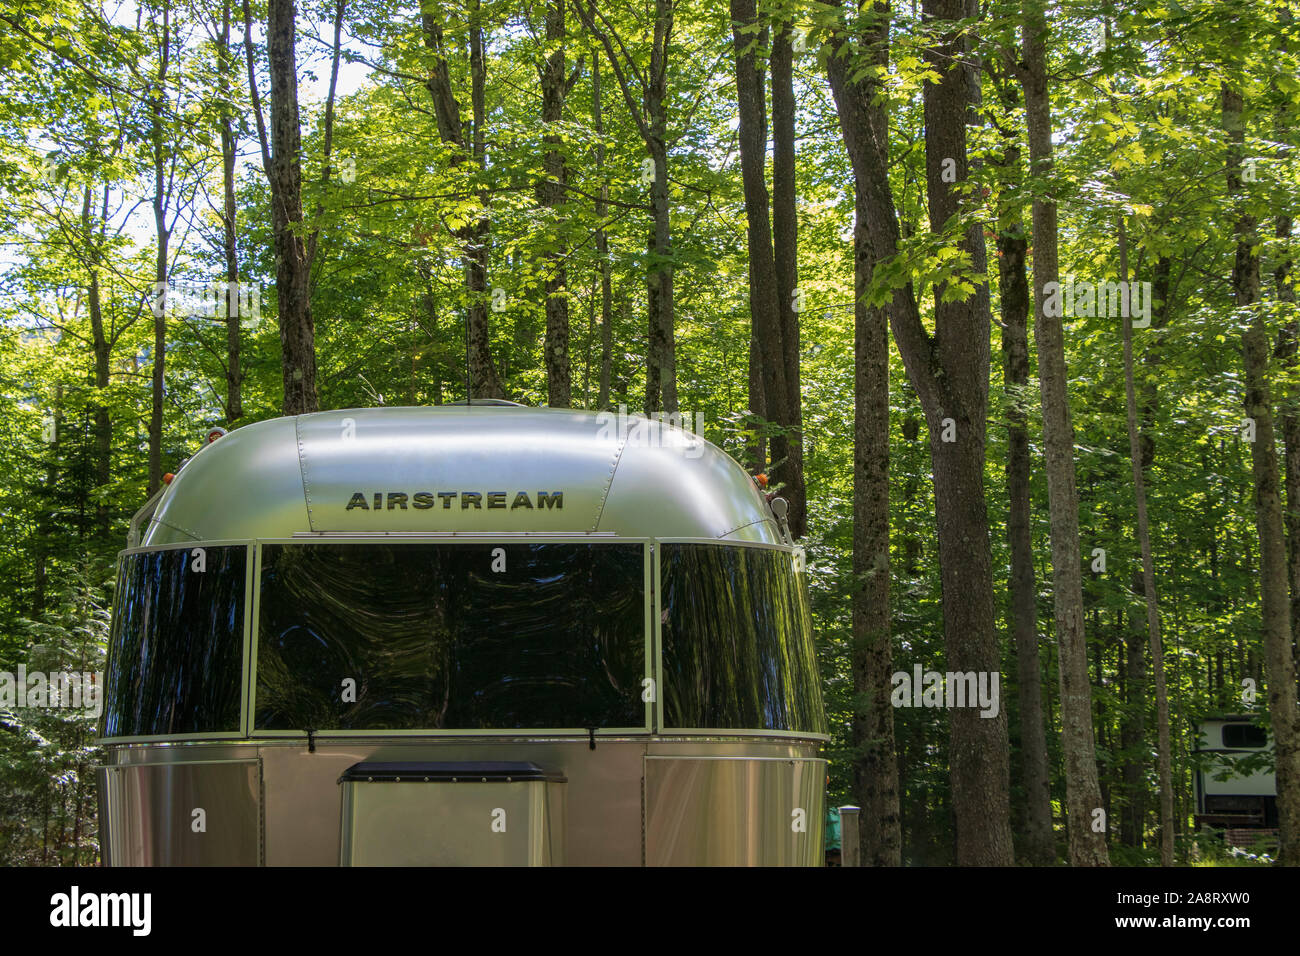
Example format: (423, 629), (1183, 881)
(98, 405), (827, 865)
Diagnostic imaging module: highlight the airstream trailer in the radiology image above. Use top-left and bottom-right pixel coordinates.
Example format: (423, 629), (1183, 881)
(1193, 716), (1277, 834)
(97, 404), (827, 866)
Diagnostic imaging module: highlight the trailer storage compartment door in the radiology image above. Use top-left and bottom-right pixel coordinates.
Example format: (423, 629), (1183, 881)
(644, 755), (825, 866)
(338, 762), (566, 866)
(98, 759), (262, 866)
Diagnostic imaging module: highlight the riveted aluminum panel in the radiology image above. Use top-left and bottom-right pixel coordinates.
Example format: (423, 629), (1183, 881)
(99, 738), (823, 865)
(139, 406), (779, 543)
(296, 407), (616, 533)
(142, 416), (307, 546)
(98, 759), (261, 866)
(599, 422), (781, 544)
(644, 755), (826, 866)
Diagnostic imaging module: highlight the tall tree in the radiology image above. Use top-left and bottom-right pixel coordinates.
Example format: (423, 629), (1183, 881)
(770, 18), (807, 538)
(852, 179), (901, 865)
(1017, 0), (1109, 866)
(1117, 216), (1173, 866)
(538, 0), (574, 407)
(730, 7), (807, 536)
(245, 0), (320, 414)
(421, 0), (504, 399)
(82, 181), (114, 537)
(1225, 79), (1300, 867)
(589, 16), (613, 410)
(731, 1), (794, 510)
(215, 0), (244, 424)
(826, 0), (1015, 864)
(146, 3), (172, 494)
(990, 52), (1053, 865)
(577, 0), (678, 414)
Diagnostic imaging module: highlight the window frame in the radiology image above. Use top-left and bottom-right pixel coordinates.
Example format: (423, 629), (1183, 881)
(653, 537), (829, 742)
(98, 540), (255, 744)
(101, 535), (827, 744)
(247, 536), (654, 738)
(1222, 723), (1269, 750)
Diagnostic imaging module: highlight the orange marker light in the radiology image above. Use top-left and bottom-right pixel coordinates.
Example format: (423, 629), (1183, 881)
(163, 473), (175, 484)
(756, 473), (768, 488)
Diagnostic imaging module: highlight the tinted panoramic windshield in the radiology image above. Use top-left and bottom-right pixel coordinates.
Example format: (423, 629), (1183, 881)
(254, 542), (647, 731)
(103, 545), (247, 737)
(660, 543), (825, 734)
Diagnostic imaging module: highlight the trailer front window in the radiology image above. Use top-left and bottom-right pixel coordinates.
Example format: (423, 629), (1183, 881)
(254, 542), (646, 731)
(102, 546), (247, 737)
(659, 543), (825, 734)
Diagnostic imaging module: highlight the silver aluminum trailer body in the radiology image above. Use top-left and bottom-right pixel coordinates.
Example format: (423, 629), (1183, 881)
(97, 406), (827, 865)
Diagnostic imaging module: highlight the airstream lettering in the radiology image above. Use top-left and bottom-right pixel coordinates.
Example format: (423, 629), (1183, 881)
(98, 405), (826, 866)
(345, 490), (565, 510)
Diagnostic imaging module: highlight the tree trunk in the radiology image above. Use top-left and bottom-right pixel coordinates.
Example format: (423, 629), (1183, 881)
(82, 184), (112, 537)
(1019, 0), (1109, 866)
(996, 128), (1054, 865)
(1271, 13), (1300, 689)
(591, 34), (613, 410)
(422, 0), (503, 399)
(1225, 80), (1300, 866)
(266, 0), (318, 414)
(219, 0), (242, 424)
(1120, 609), (1147, 849)
(827, 0), (1014, 864)
(32, 384), (60, 616)
(1118, 216), (1174, 865)
(576, 0), (678, 413)
(645, 0), (676, 414)
(540, 0), (570, 407)
(770, 21), (806, 537)
(416, 259), (443, 404)
(149, 6), (170, 493)
(852, 187), (901, 865)
(918, 0), (1014, 866)
(748, 326), (766, 473)
(1279, 224), (1300, 671)
(731, 0), (793, 500)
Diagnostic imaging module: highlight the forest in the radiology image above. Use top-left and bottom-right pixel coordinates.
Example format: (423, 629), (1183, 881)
(0, 0), (1297, 867)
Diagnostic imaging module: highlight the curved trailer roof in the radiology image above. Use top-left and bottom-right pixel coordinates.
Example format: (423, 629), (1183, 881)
(138, 405), (783, 546)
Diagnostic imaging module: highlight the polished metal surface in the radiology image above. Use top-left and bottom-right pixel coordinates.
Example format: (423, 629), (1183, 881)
(259, 740), (645, 865)
(340, 778), (565, 866)
(97, 759), (261, 866)
(106, 405), (829, 866)
(141, 406), (780, 545)
(100, 737), (823, 865)
(644, 756), (826, 866)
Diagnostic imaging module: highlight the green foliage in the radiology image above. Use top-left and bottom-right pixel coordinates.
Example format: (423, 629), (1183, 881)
(0, 562), (110, 865)
(0, 0), (1294, 865)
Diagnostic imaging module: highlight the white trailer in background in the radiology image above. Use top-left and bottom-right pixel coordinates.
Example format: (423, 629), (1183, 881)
(1193, 716), (1276, 836)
